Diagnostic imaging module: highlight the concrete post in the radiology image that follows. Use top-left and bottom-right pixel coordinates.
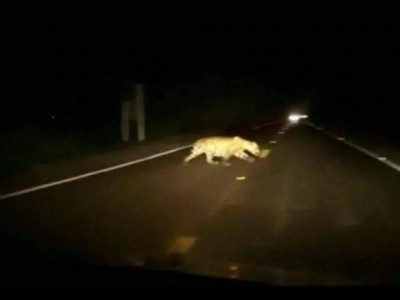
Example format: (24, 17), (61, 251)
(121, 98), (130, 142)
(135, 83), (145, 141)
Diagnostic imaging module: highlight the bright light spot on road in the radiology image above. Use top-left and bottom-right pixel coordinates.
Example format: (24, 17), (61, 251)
(278, 131), (285, 135)
(337, 137), (346, 141)
(288, 113), (308, 123)
(269, 140), (278, 144)
(236, 176), (246, 180)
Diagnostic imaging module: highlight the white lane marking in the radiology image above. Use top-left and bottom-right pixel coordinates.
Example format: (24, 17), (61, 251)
(0, 145), (192, 200)
(337, 137), (346, 141)
(307, 123), (400, 173)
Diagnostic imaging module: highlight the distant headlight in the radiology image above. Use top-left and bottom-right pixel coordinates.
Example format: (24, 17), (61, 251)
(288, 114), (308, 123)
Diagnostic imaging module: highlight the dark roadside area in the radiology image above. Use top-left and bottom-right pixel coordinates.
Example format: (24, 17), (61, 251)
(0, 132), (192, 196)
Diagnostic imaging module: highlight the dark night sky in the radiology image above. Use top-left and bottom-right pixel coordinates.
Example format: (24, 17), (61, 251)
(2, 5), (400, 133)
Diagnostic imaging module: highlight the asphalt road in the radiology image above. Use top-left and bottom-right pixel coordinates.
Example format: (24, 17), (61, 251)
(0, 123), (399, 285)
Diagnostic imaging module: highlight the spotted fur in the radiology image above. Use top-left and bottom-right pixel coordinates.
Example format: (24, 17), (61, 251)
(184, 136), (261, 165)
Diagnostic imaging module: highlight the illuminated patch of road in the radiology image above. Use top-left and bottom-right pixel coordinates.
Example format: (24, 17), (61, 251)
(168, 236), (197, 255)
(228, 263), (240, 279)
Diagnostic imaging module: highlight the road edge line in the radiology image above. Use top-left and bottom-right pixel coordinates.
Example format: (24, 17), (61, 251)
(306, 122), (400, 173)
(0, 145), (192, 200)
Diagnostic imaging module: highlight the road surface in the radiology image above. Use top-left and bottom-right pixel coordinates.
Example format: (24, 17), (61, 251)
(0, 123), (399, 285)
